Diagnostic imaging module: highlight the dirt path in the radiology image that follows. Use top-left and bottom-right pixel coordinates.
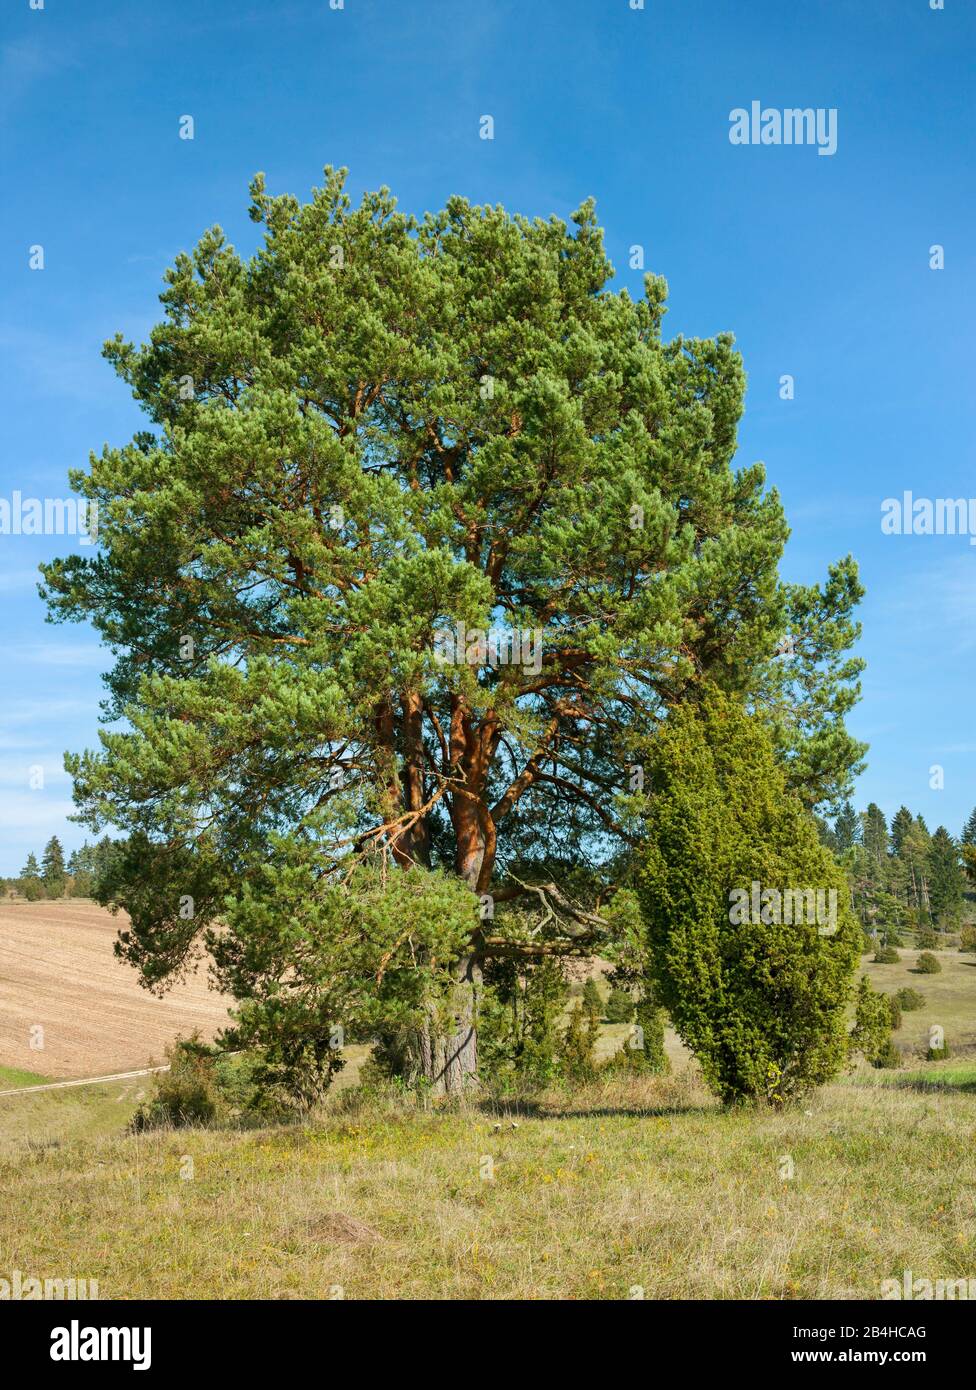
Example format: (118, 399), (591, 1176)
(0, 899), (232, 1078)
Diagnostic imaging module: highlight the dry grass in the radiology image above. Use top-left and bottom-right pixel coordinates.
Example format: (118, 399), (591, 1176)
(862, 945), (976, 1060)
(2, 1069), (975, 1300)
(2, 907), (975, 1299)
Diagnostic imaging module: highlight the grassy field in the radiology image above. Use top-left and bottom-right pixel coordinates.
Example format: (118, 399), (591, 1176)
(2, 908), (975, 1300)
(1, 1065), (975, 1300)
(862, 945), (976, 1060)
(0, 1065), (51, 1090)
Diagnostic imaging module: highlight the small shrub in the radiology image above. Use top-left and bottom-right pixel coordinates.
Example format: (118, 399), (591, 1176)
(603, 993), (670, 1076)
(581, 978), (603, 1022)
(886, 995), (902, 1030)
(130, 1037), (223, 1131)
(916, 927), (938, 950)
(130, 1036), (294, 1131)
(926, 1040), (951, 1061)
(604, 987), (635, 1024)
(478, 956), (570, 1096)
(896, 987), (926, 1011)
(850, 977), (892, 1066)
(873, 1037), (901, 1070)
(873, 945), (899, 964)
(559, 1002), (599, 1085)
(958, 925), (976, 954)
(916, 951), (941, 974)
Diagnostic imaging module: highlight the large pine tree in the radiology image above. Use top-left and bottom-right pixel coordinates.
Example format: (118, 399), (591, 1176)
(40, 171), (865, 1092)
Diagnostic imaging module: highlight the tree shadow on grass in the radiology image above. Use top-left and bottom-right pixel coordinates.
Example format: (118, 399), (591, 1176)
(474, 1096), (718, 1122)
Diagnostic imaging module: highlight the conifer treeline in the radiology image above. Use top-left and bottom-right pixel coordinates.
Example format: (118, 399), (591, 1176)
(3, 836), (119, 901)
(820, 802), (976, 933)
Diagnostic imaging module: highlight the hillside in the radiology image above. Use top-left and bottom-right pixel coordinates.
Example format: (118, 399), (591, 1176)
(0, 899), (232, 1078)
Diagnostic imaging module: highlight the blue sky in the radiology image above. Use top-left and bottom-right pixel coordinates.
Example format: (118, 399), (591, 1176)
(1, 0), (973, 873)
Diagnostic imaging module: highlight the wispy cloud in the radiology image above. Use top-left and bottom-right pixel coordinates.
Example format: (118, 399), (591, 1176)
(14, 641), (105, 668)
(0, 37), (78, 123)
(874, 554), (976, 654)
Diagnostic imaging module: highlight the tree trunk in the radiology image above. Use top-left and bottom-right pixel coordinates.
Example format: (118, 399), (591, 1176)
(411, 951), (482, 1097)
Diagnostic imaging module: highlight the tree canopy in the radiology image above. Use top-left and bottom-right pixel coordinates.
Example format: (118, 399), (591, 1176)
(40, 169), (866, 1091)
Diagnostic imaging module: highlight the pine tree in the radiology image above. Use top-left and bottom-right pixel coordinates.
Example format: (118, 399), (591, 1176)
(890, 806), (914, 855)
(899, 818), (932, 920)
(833, 801), (860, 851)
(927, 827), (963, 924)
(40, 170), (867, 1095)
(20, 852), (41, 881)
(961, 807), (976, 846)
(861, 804), (889, 866)
(41, 836), (66, 899)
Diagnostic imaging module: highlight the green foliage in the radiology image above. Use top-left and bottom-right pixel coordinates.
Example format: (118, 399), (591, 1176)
(220, 859), (478, 1102)
(958, 925), (976, 954)
(609, 990), (670, 1075)
(915, 927), (938, 949)
(915, 951), (941, 974)
(20, 851), (44, 899)
(70, 869), (95, 897)
(20, 852), (40, 881)
(926, 1040), (951, 1062)
(638, 688), (861, 1105)
(886, 995), (902, 1030)
(38, 170), (866, 1089)
(890, 806), (914, 855)
(873, 945), (900, 964)
(131, 1037), (293, 1130)
(581, 978), (603, 1022)
(41, 837), (66, 899)
(850, 977), (893, 1066)
(861, 804), (888, 866)
(895, 987), (926, 1011)
(873, 1037), (902, 1070)
(927, 828), (963, 924)
(476, 957), (570, 1095)
(604, 987), (635, 1024)
(559, 1002), (600, 1085)
(130, 1037), (224, 1131)
(833, 801), (861, 852)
